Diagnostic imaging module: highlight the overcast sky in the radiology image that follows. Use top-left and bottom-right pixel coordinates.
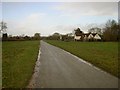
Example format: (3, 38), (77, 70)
(1, 1), (118, 36)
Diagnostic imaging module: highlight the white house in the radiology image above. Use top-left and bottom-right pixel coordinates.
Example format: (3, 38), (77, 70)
(87, 33), (101, 41)
(60, 35), (62, 40)
(74, 28), (102, 41)
(74, 35), (81, 40)
(94, 33), (101, 40)
(87, 33), (94, 39)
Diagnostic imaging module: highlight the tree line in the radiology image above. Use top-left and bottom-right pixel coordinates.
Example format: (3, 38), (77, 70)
(2, 33), (41, 41)
(88, 19), (120, 41)
(0, 22), (40, 41)
(44, 19), (119, 42)
(0, 19), (119, 41)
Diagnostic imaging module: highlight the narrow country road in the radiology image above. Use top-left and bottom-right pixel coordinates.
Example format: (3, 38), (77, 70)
(33, 41), (118, 88)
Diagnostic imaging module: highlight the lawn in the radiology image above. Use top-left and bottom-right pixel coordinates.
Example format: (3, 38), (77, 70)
(45, 40), (119, 78)
(2, 40), (40, 88)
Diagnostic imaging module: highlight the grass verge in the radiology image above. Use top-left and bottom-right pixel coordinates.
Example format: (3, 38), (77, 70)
(45, 40), (119, 78)
(2, 40), (40, 88)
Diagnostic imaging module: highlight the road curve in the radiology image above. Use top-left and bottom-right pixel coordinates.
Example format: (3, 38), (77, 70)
(33, 40), (118, 88)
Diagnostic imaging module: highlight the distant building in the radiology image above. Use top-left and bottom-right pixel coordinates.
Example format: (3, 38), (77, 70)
(94, 33), (101, 40)
(74, 28), (84, 41)
(74, 29), (102, 41)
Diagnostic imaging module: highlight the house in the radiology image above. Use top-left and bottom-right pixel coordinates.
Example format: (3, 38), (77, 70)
(94, 33), (101, 40)
(74, 28), (102, 41)
(83, 33), (89, 41)
(74, 35), (81, 41)
(84, 33), (102, 41)
(87, 33), (101, 41)
(74, 28), (84, 41)
(87, 33), (94, 39)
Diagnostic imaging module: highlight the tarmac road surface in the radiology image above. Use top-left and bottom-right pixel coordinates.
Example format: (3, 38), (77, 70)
(33, 41), (118, 88)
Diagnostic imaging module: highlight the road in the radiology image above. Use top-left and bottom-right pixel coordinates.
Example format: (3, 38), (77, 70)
(32, 41), (118, 88)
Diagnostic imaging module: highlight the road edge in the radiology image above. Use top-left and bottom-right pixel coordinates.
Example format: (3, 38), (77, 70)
(45, 41), (118, 79)
(27, 43), (41, 88)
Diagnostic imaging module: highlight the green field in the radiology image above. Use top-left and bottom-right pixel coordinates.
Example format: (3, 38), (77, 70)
(2, 41), (40, 88)
(0, 41), (2, 89)
(45, 40), (119, 78)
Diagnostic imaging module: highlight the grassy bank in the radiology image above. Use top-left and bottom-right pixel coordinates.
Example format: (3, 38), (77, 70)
(2, 40), (40, 88)
(45, 40), (119, 78)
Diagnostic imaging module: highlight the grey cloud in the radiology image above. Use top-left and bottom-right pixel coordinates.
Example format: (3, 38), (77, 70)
(55, 2), (118, 16)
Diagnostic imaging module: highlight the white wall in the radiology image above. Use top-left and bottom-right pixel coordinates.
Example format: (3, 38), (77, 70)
(94, 34), (101, 39)
(74, 35), (81, 40)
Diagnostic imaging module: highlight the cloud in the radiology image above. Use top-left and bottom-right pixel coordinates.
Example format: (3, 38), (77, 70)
(54, 2), (118, 17)
(6, 13), (74, 36)
(6, 13), (47, 36)
(51, 23), (105, 35)
(18, 13), (46, 29)
(3, 2), (118, 36)
(51, 24), (76, 34)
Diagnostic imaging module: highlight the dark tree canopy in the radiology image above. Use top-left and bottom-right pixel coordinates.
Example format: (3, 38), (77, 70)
(74, 28), (83, 36)
(103, 19), (119, 41)
(53, 32), (60, 36)
(34, 33), (40, 40)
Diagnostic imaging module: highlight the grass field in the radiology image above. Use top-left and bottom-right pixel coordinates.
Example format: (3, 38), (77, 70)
(0, 41), (2, 88)
(2, 40), (40, 88)
(45, 40), (119, 78)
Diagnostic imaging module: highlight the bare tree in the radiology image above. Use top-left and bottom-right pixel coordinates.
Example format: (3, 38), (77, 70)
(88, 27), (102, 35)
(0, 21), (7, 33)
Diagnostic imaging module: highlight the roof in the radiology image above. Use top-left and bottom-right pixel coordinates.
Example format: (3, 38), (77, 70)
(75, 33), (83, 36)
(75, 31), (83, 36)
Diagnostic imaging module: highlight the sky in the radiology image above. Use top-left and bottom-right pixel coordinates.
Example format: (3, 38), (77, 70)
(0, 1), (119, 36)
